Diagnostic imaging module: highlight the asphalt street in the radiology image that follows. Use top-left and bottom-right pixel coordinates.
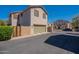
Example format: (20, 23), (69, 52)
(0, 32), (78, 54)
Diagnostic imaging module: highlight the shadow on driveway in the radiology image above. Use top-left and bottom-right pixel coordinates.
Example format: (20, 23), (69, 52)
(45, 34), (79, 54)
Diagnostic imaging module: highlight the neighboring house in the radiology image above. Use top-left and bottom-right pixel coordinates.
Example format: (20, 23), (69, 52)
(48, 23), (54, 32)
(67, 23), (72, 29)
(53, 20), (69, 30)
(9, 6), (48, 36)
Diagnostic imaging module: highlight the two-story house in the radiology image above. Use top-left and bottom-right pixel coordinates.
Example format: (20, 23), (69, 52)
(9, 6), (48, 36)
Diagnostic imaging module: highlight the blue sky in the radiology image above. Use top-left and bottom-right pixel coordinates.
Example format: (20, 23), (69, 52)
(0, 5), (79, 23)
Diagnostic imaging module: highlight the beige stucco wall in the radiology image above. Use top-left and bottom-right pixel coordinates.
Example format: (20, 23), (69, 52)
(11, 13), (20, 26)
(19, 10), (31, 26)
(21, 26), (32, 36)
(67, 23), (72, 29)
(30, 8), (48, 26)
(30, 8), (48, 32)
(47, 24), (54, 32)
(13, 26), (32, 37)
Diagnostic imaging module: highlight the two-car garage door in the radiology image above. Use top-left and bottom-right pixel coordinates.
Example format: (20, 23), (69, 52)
(34, 25), (46, 34)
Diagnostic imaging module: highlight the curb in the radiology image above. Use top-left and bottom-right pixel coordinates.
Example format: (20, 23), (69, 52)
(11, 32), (50, 40)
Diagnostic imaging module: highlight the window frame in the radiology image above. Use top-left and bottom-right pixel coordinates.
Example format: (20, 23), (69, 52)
(34, 10), (39, 17)
(43, 13), (46, 19)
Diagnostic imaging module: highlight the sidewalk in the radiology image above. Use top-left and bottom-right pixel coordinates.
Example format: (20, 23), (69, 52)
(11, 32), (50, 40)
(65, 32), (79, 36)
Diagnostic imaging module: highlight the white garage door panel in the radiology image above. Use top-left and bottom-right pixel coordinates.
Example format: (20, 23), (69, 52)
(34, 25), (46, 34)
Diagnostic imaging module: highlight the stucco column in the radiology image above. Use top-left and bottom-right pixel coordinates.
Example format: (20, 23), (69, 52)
(52, 24), (54, 32)
(30, 24), (34, 35)
(46, 25), (47, 32)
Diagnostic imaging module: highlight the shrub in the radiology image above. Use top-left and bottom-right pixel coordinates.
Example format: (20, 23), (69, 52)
(0, 26), (13, 41)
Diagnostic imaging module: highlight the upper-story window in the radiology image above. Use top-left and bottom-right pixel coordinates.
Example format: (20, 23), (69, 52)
(43, 13), (46, 19)
(34, 10), (39, 17)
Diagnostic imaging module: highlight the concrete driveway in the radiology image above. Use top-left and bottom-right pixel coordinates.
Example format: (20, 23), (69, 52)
(0, 32), (79, 54)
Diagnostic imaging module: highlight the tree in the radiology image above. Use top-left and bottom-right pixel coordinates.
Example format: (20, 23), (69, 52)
(54, 20), (69, 29)
(72, 16), (79, 29)
(0, 20), (6, 26)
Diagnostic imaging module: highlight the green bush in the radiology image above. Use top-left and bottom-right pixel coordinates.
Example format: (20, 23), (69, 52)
(0, 26), (13, 41)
